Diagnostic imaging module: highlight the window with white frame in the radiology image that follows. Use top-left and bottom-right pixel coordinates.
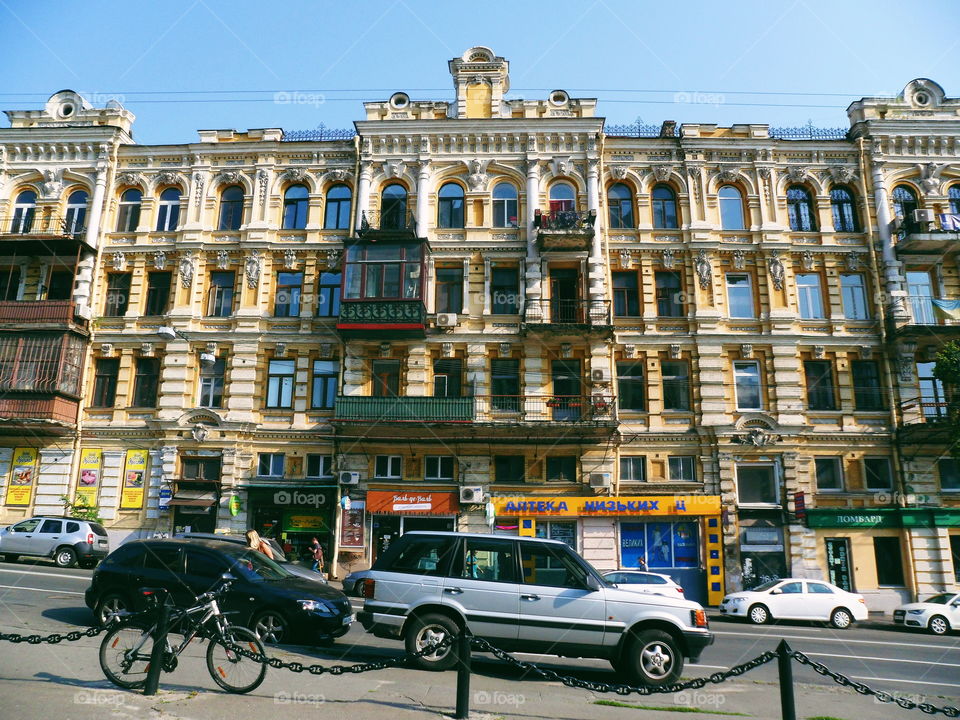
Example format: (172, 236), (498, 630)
(814, 457), (843, 491)
(306, 454), (333, 478)
(668, 456), (696, 482)
(424, 456), (455, 481)
(726, 273), (754, 318)
(375, 455), (402, 479)
(733, 361), (762, 410)
(840, 273), (868, 320)
(620, 456), (646, 483)
(796, 273), (824, 319)
(258, 453), (284, 477)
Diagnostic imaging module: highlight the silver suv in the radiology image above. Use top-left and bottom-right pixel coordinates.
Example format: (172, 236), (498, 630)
(0, 515), (109, 568)
(356, 531), (713, 686)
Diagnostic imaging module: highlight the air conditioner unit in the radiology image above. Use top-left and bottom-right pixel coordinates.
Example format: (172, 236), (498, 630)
(913, 209), (935, 224)
(339, 471), (360, 485)
(459, 485), (486, 503)
(591, 368), (608, 383)
(589, 472), (612, 489)
(436, 313), (458, 328)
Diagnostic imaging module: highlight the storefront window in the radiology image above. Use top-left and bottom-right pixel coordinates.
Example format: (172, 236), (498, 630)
(534, 520), (576, 552)
(620, 521), (698, 569)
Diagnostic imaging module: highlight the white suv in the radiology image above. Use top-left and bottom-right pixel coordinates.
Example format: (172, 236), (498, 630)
(356, 531), (713, 686)
(0, 515), (109, 568)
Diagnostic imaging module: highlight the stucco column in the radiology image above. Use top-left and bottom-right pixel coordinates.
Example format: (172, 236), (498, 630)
(524, 159), (542, 321)
(74, 157), (110, 315)
(871, 161), (908, 319)
(416, 161), (431, 238)
(355, 162), (372, 227)
(587, 159), (601, 258)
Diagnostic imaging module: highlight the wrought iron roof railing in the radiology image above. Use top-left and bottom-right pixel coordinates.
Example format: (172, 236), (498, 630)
(769, 122), (848, 141)
(604, 121), (663, 138)
(281, 125), (356, 142)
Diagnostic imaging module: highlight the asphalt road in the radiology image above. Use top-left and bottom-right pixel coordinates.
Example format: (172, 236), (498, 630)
(0, 560), (957, 719)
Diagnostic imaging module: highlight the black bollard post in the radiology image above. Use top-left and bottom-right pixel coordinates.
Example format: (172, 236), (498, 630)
(776, 640), (796, 720)
(454, 629), (472, 720)
(143, 602), (170, 696)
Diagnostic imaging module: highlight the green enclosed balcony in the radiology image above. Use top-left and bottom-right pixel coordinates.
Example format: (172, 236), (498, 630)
(336, 299), (426, 337)
(333, 395), (474, 422)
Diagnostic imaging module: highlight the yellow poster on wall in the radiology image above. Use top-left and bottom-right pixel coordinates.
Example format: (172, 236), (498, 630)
(76, 448), (102, 506)
(120, 449), (148, 509)
(6, 447), (38, 506)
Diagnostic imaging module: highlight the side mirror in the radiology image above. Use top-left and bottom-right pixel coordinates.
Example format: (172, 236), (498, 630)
(585, 574), (602, 592)
(770, 588), (782, 595)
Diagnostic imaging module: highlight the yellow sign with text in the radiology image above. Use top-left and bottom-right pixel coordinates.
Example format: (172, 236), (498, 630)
(493, 495), (721, 517)
(6, 447), (38, 506)
(120, 449), (149, 509)
(76, 448), (102, 506)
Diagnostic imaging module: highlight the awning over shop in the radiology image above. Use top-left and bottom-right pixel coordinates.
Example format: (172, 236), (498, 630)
(167, 489), (217, 507)
(367, 490), (459, 515)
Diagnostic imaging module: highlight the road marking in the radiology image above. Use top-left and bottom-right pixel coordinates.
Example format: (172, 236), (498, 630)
(805, 651), (960, 669)
(0, 568), (89, 581)
(0, 584), (84, 596)
(688, 664), (728, 669)
(713, 629), (960, 651)
(850, 675), (960, 690)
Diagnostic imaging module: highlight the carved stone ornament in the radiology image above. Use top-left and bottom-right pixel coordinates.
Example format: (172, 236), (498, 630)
(215, 170), (242, 187)
(378, 342), (391, 358)
(861, 346), (873, 360)
(499, 343), (512, 358)
(898, 356), (914, 383)
(153, 250), (167, 270)
(662, 248), (676, 269)
(245, 251), (262, 289)
(813, 345), (825, 359)
(111, 252), (127, 271)
(828, 165), (856, 184)
(785, 166), (808, 183)
(740, 343), (753, 359)
(618, 250), (633, 269)
(802, 250), (815, 271)
(610, 166), (628, 180)
(116, 171), (143, 189)
(669, 344), (681, 360)
(767, 250), (785, 291)
(283, 248), (298, 269)
(441, 342), (454, 358)
(140, 342), (155, 357)
(40, 168), (64, 198)
(193, 172), (205, 207)
(695, 249), (712, 290)
(733, 249), (746, 270)
(383, 160), (406, 179)
(275, 342), (287, 358)
(257, 169), (269, 206)
(687, 166), (703, 204)
(552, 157), (571, 177)
(281, 167), (307, 184)
(325, 248), (342, 269)
(192, 423), (209, 443)
(733, 428), (777, 447)
(466, 159), (489, 192)
(716, 167), (739, 183)
(155, 170), (181, 188)
(653, 165), (673, 182)
(325, 168), (348, 183)
(917, 162), (945, 195)
(319, 343), (333, 358)
(216, 249), (230, 269)
(178, 255), (194, 288)
(846, 252), (863, 271)
(560, 343), (573, 359)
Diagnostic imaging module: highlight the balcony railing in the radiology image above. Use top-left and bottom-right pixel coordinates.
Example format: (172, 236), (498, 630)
(357, 209), (418, 238)
(535, 210), (596, 251)
(334, 396), (474, 422)
(525, 299), (612, 326)
(337, 299), (425, 327)
(0, 300), (77, 324)
(0, 216), (84, 239)
(474, 395), (616, 424)
(0, 395), (79, 425)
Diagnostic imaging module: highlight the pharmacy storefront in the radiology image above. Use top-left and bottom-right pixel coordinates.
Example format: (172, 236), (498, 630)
(492, 495), (724, 605)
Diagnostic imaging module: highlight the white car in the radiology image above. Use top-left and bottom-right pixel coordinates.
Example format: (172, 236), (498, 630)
(719, 578), (868, 629)
(893, 592), (960, 635)
(604, 571), (685, 598)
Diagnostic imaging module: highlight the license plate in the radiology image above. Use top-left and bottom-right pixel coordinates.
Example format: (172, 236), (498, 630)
(98, 540), (108, 546)
(342, 614), (353, 626)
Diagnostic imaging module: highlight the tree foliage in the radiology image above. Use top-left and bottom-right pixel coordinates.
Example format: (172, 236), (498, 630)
(60, 494), (103, 524)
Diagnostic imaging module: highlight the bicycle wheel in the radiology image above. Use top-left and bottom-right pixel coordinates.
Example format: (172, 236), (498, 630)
(206, 625), (267, 694)
(99, 623), (155, 689)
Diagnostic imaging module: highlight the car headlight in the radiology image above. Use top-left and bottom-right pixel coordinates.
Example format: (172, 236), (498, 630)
(726, 597), (746, 605)
(907, 609), (926, 615)
(298, 599), (335, 616)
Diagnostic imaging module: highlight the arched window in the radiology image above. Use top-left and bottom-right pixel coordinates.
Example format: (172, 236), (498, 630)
(549, 182), (576, 213)
(438, 182), (465, 229)
(949, 185), (960, 215)
(65, 190), (88, 235)
(11, 190), (36, 234)
(492, 183), (518, 228)
(830, 187), (858, 232)
(156, 187), (181, 232)
(282, 184), (309, 230)
(718, 186), (745, 230)
(787, 185), (817, 232)
(892, 185), (919, 221)
(116, 188), (142, 232)
(218, 185), (244, 231)
(607, 183), (634, 229)
(324, 184), (352, 229)
(380, 184), (407, 230)
(652, 184), (678, 229)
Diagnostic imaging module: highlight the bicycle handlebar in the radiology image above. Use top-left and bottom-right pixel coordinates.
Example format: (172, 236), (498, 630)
(193, 579), (232, 604)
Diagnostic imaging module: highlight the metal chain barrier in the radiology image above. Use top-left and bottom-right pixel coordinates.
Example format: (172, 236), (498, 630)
(0, 626), (105, 644)
(791, 649), (960, 718)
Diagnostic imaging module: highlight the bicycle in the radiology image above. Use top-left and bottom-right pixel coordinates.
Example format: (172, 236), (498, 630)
(99, 573), (267, 694)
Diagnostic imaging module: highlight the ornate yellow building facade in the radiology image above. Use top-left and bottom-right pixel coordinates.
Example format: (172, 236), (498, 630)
(0, 49), (957, 608)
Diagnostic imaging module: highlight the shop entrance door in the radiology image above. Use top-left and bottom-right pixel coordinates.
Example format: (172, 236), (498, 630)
(825, 537), (853, 591)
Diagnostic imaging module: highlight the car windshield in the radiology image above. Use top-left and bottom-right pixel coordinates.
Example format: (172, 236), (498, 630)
(222, 547), (293, 582)
(751, 579), (783, 592)
(923, 593), (955, 605)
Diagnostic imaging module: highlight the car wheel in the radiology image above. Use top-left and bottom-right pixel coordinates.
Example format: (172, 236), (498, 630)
(404, 613), (459, 671)
(3, 554), (17, 563)
(96, 593), (129, 625)
(929, 615), (950, 636)
(830, 608), (853, 629)
(252, 610), (288, 644)
(748, 604), (770, 625)
(54, 547), (77, 568)
(620, 629), (683, 686)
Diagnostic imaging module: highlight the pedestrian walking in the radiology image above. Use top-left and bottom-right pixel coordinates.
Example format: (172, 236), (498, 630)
(309, 536), (325, 575)
(245, 529), (274, 560)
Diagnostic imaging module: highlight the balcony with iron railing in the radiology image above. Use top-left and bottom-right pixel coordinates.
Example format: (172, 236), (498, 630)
(357, 209), (419, 240)
(336, 299), (426, 336)
(534, 210), (597, 252)
(0, 216), (90, 253)
(894, 213), (960, 255)
(901, 295), (960, 333)
(0, 395), (80, 432)
(333, 395), (474, 423)
(524, 299), (612, 332)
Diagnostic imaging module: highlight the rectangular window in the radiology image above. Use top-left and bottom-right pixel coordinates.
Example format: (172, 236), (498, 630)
(207, 271), (235, 317)
(737, 465), (778, 505)
(258, 453), (284, 477)
(669, 456), (696, 482)
(92, 358), (119, 408)
(804, 361), (836, 410)
(863, 457), (893, 490)
(494, 455), (525, 483)
(0, 268), (21, 301)
(46, 270), (72, 300)
(733, 361), (762, 410)
(198, 358), (225, 408)
(726, 273), (754, 319)
(266, 359), (295, 408)
(815, 457), (843, 491)
(612, 272), (640, 317)
(133, 357), (160, 407)
(796, 273), (824, 319)
(424, 456), (454, 481)
(620, 456), (646, 482)
(371, 359), (400, 397)
(144, 271), (171, 316)
(661, 360), (690, 411)
(546, 456), (577, 483)
(433, 358), (462, 397)
(435, 267), (463, 314)
(491, 267), (520, 314)
(104, 273), (131, 317)
(655, 271), (684, 318)
(617, 360), (645, 411)
(841, 273), (869, 320)
(306, 454), (333, 478)
(316, 272), (341, 317)
(939, 458), (960, 492)
(852, 360), (884, 410)
(491, 358), (520, 411)
(462, 538), (517, 582)
(873, 537), (905, 586)
(311, 360), (337, 409)
(274, 271), (303, 317)
(343, 244), (421, 301)
(375, 455), (402, 479)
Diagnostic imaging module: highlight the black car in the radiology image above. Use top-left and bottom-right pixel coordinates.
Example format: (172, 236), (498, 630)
(85, 538), (352, 645)
(174, 532), (327, 584)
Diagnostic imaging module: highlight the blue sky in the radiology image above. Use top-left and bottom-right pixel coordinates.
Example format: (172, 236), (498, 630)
(2, 0), (958, 144)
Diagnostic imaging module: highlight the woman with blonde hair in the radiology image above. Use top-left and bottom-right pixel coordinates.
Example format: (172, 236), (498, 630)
(245, 529), (274, 560)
